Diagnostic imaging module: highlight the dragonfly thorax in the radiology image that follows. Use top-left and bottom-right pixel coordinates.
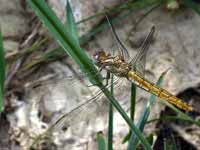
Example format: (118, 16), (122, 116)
(93, 50), (131, 77)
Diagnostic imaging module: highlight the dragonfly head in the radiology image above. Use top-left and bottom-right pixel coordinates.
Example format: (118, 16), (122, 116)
(93, 50), (109, 66)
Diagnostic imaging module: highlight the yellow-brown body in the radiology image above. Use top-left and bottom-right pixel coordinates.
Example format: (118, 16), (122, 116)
(128, 71), (193, 111)
(93, 50), (193, 111)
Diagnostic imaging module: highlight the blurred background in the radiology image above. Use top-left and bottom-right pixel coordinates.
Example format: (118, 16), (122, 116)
(0, 0), (200, 149)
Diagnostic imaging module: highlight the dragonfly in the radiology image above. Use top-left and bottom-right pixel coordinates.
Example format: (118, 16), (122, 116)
(30, 15), (193, 147)
(92, 17), (192, 112)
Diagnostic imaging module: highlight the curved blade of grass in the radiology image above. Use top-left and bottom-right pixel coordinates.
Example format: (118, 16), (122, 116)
(97, 132), (106, 150)
(27, 0), (101, 86)
(159, 100), (200, 126)
(79, 10), (132, 44)
(28, 0), (151, 149)
(127, 70), (168, 150)
(133, 2), (162, 31)
(182, 0), (200, 16)
(6, 38), (48, 63)
(24, 1), (161, 71)
(65, 0), (79, 46)
(79, 1), (160, 44)
(147, 115), (200, 126)
(21, 10), (134, 71)
(77, 0), (161, 25)
(0, 29), (5, 112)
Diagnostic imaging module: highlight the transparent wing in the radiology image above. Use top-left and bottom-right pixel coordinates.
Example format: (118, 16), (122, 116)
(30, 77), (126, 147)
(105, 14), (130, 60)
(130, 26), (155, 76)
(25, 69), (101, 90)
(50, 79), (123, 131)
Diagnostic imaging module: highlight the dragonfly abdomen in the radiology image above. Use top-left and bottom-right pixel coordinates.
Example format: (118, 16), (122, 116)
(128, 71), (193, 111)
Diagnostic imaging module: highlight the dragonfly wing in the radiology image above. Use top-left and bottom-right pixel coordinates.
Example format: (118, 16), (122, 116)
(130, 26), (155, 76)
(48, 77), (124, 131)
(50, 90), (105, 131)
(105, 14), (130, 60)
(31, 76), (125, 144)
(26, 69), (101, 91)
(31, 86), (105, 148)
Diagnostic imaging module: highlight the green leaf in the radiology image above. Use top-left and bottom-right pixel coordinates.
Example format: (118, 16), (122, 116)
(97, 132), (106, 150)
(28, 0), (151, 149)
(0, 28), (5, 112)
(65, 0), (80, 46)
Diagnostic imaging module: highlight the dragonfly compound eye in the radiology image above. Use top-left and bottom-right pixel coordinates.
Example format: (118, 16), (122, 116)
(93, 50), (106, 62)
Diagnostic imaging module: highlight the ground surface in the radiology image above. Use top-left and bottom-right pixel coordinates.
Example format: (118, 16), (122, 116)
(0, 0), (200, 150)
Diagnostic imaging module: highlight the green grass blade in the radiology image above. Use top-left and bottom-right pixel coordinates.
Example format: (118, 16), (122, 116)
(0, 28), (5, 112)
(25, 1), (161, 70)
(182, 0), (200, 16)
(76, 0), (159, 25)
(28, 1), (151, 149)
(97, 132), (106, 150)
(159, 100), (200, 126)
(147, 115), (200, 126)
(127, 70), (168, 150)
(164, 139), (168, 150)
(137, 70), (167, 130)
(107, 22), (117, 150)
(79, 0), (161, 44)
(146, 134), (154, 146)
(171, 134), (177, 150)
(0, 87), (3, 113)
(108, 74), (114, 150)
(122, 84), (136, 143)
(65, 0), (80, 46)
(130, 84), (137, 121)
(108, 103), (113, 150)
(22, 10), (134, 71)
(27, 0), (101, 85)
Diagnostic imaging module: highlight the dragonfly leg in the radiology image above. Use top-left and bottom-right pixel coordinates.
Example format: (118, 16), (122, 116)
(98, 63), (107, 73)
(98, 64), (112, 86)
(87, 64), (108, 87)
(105, 71), (111, 86)
(87, 74), (109, 87)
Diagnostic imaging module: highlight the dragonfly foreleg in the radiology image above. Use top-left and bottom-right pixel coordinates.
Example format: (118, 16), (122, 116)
(98, 63), (108, 73)
(87, 64), (110, 87)
(105, 71), (111, 86)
